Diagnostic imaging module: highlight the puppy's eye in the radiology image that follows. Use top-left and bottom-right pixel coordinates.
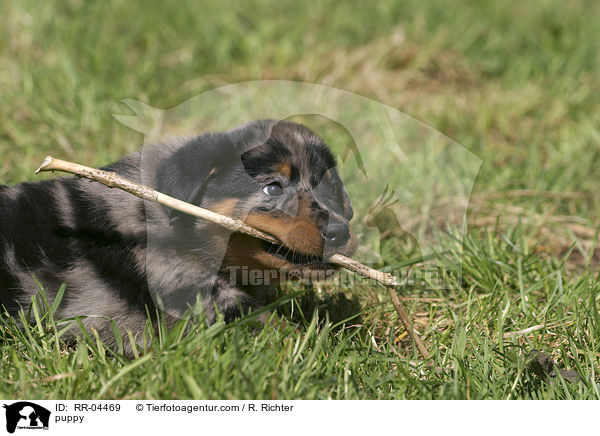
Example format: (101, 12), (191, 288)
(262, 182), (283, 196)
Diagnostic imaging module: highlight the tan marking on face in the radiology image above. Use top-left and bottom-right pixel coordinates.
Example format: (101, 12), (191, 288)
(221, 194), (323, 274)
(220, 192), (354, 277)
(222, 234), (337, 281)
(276, 163), (292, 180)
(223, 234), (277, 272)
(243, 213), (323, 256)
(206, 198), (238, 217)
(243, 195), (323, 256)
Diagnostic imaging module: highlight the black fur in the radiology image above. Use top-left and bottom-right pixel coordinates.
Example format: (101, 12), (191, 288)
(0, 119), (355, 354)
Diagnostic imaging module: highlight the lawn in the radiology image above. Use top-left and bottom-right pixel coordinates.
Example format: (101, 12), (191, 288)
(1, 0), (599, 399)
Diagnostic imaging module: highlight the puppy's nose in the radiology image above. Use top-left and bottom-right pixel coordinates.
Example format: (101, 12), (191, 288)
(323, 223), (350, 248)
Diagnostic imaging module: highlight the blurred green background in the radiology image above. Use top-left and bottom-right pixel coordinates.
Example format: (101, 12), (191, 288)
(2, 0), (599, 192)
(2, 0), (600, 399)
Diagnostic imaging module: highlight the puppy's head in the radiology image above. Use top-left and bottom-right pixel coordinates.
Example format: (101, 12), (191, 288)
(156, 119), (356, 279)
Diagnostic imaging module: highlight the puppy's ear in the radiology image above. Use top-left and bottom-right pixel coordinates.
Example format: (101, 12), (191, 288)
(156, 136), (234, 224)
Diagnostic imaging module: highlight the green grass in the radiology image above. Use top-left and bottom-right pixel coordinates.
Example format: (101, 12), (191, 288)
(1, 0), (600, 399)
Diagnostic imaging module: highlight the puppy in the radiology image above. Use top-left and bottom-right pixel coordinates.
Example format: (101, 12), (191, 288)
(0, 119), (355, 353)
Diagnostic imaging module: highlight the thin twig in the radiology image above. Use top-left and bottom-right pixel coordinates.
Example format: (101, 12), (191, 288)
(387, 286), (431, 361)
(36, 155), (431, 360)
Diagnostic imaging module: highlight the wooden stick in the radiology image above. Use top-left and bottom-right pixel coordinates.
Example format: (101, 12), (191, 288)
(36, 155), (431, 361)
(387, 286), (431, 361)
(35, 156), (397, 285)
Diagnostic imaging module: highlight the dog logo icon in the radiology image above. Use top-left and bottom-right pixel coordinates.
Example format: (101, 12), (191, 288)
(3, 402), (50, 433)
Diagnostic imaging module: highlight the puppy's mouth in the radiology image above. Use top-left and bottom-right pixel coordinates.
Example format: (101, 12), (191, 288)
(260, 240), (335, 270)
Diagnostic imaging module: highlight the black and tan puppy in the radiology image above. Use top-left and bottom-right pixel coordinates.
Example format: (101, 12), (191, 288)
(0, 119), (355, 352)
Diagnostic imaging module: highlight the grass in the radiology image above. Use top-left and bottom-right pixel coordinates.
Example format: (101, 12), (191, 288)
(1, 0), (600, 399)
